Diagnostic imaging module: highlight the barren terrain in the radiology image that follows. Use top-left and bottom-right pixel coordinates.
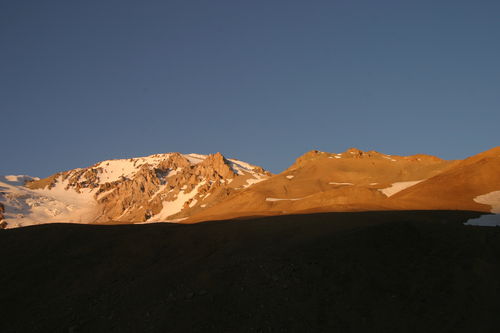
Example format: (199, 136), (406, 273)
(2, 210), (500, 332)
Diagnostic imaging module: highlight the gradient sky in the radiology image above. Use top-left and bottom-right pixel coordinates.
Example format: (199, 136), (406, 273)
(2, 0), (499, 177)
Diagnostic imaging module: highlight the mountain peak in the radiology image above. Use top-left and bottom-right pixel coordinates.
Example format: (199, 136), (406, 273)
(345, 147), (364, 154)
(2, 152), (270, 228)
(199, 152), (235, 179)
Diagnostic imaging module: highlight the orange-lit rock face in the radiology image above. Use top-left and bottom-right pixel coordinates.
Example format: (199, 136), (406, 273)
(3, 147), (500, 228)
(5, 153), (270, 227)
(188, 147), (500, 222)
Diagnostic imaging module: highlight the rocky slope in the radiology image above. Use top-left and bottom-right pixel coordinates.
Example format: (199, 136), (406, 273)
(0, 153), (270, 228)
(187, 148), (456, 221)
(0, 202), (5, 229)
(390, 147), (500, 212)
(188, 147), (500, 222)
(2, 147), (499, 228)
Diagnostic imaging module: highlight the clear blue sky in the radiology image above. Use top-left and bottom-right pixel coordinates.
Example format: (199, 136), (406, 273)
(2, 0), (499, 177)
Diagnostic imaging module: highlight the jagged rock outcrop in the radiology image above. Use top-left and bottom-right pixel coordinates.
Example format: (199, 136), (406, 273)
(197, 152), (235, 179)
(22, 152), (271, 224)
(0, 202), (6, 229)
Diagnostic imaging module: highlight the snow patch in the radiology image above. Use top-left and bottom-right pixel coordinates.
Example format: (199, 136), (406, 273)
(228, 159), (258, 176)
(169, 217), (188, 222)
(3, 175), (39, 184)
(167, 168), (182, 177)
(149, 183), (203, 221)
(184, 154), (207, 164)
(0, 176), (97, 228)
(286, 175), (294, 179)
(94, 154), (173, 184)
(329, 182), (353, 186)
(473, 191), (500, 213)
(379, 180), (424, 197)
(135, 217), (187, 224)
(86, 152), (206, 185)
(243, 175), (267, 188)
(465, 214), (500, 227)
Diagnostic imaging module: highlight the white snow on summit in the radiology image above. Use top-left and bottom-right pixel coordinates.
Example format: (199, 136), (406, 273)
(88, 153), (209, 184)
(184, 153), (207, 164)
(0, 152), (270, 228)
(1, 175), (39, 185)
(228, 159), (262, 176)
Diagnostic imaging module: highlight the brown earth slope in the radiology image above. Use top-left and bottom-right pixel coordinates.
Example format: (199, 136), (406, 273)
(188, 148), (455, 222)
(390, 147), (500, 212)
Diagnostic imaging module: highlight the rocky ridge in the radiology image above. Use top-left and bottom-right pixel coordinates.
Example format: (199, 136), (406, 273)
(187, 147), (498, 222)
(1, 153), (270, 228)
(2, 147), (499, 228)
(0, 202), (5, 229)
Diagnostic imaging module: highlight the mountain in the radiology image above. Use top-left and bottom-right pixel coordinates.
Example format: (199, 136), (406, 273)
(0, 153), (271, 228)
(188, 147), (500, 222)
(187, 148), (456, 221)
(2, 147), (499, 228)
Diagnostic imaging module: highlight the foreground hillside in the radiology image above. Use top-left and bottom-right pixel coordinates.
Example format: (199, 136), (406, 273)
(2, 211), (500, 332)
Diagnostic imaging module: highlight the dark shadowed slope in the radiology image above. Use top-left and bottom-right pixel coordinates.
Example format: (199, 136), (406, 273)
(2, 211), (500, 332)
